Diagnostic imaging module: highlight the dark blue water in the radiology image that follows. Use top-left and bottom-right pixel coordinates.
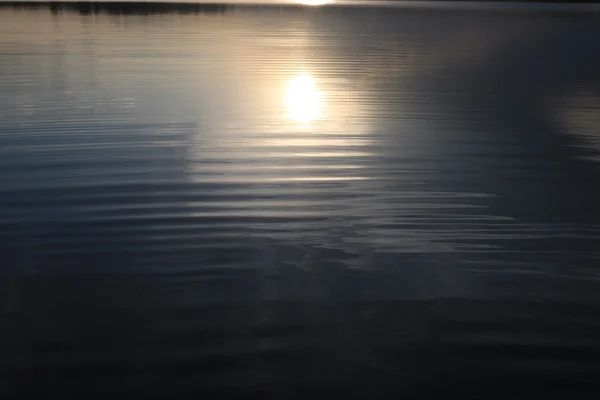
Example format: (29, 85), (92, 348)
(2, 3), (600, 398)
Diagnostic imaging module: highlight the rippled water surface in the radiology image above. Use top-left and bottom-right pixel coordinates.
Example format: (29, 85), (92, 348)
(2, 3), (600, 398)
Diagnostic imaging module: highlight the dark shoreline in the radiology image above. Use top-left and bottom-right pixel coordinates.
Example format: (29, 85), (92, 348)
(0, 1), (234, 14)
(2, 0), (600, 16)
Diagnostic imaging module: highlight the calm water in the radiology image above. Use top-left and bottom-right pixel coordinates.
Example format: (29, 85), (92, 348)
(2, 3), (600, 398)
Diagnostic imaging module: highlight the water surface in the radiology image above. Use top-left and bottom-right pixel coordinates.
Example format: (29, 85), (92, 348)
(2, 3), (600, 398)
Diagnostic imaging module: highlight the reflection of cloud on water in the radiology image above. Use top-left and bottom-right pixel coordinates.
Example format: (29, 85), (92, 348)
(556, 88), (600, 163)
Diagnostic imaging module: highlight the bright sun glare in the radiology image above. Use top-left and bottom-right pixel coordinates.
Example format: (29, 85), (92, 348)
(295, 0), (333, 5)
(286, 74), (321, 123)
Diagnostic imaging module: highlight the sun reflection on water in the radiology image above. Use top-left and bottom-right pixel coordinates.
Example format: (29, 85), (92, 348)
(295, 0), (333, 5)
(286, 74), (322, 123)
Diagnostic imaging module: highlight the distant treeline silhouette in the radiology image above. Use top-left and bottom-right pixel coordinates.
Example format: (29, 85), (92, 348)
(1, 0), (600, 16)
(2, 0), (600, 15)
(0, 2), (233, 15)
